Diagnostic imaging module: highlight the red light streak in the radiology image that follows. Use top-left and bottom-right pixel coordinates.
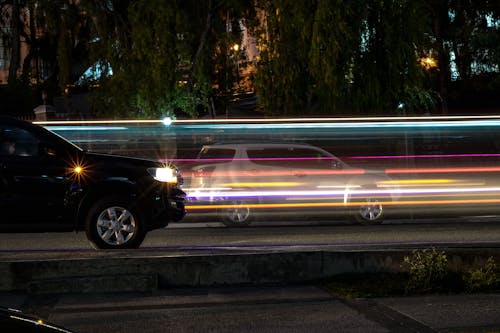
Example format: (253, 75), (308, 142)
(186, 169), (365, 178)
(385, 166), (500, 174)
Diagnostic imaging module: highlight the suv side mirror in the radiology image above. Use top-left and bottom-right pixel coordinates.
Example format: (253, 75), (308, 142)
(39, 142), (59, 157)
(331, 160), (343, 169)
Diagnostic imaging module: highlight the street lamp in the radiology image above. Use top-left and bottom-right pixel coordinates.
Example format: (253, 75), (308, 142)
(231, 44), (240, 86)
(419, 56), (437, 70)
(225, 43), (241, 117)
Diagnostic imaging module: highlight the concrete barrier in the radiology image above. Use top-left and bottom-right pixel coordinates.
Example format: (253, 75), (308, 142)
(1, 248), (499, 294)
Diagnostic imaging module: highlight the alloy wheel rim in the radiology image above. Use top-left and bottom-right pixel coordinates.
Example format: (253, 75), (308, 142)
(96, 206), (136, 245)
(359, 200), (383, 221)
(228, 203), (250, 223)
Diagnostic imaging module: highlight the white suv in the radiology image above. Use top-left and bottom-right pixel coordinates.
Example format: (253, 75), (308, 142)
(186, 142), (396, 226)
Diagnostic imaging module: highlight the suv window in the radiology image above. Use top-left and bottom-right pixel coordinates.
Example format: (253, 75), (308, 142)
(0, 125), (39, 157)
(198, 147), (236, 162)
(247, 147), (336, 169)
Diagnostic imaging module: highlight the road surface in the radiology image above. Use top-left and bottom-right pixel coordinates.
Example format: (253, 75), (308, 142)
(1, 216), (499, 254)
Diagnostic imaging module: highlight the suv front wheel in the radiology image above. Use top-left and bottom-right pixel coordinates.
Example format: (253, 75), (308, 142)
(85, 195), (146, 249)
(353, 197), (384, 225)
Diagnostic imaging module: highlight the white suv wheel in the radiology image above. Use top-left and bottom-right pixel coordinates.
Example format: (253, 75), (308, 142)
(221, 201), (252, 227)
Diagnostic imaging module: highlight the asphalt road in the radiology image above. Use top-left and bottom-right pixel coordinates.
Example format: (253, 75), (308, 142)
(1, 216), (500, 253)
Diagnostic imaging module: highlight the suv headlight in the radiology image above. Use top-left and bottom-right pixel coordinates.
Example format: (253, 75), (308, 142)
(148, 167), (178, 183)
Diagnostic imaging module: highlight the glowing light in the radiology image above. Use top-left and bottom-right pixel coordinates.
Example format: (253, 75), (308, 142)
(162, 117), (173, 126)
(68, 157), (89, 184)
(149, 167), (178, 183)
(420, 56), (438, 70)
(74, 166), (83, 174)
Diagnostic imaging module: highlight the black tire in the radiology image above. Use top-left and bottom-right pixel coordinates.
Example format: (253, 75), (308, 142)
(352, 197), (384, 225)
(85, 195), (146, 249)
(220, 200), (253, 227)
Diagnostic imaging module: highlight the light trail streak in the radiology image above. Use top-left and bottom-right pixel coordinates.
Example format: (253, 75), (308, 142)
(347, 153), (500, 159)
(187, 169), (366, 178)
(35, 119), (163, 125)
(175, 120), (500, 130)
(185, 186), (500, 199)
(36, 115), (500, 127)
(44, 126), (129, 131)
(385, 166), (500, 174)
(185, 198), (500, 210)
(186, 165), (500, 179)
(171, 152), (500, 165)
(167, 157), (338, 162)
(221, 182), (304, 187)
(378, 179), (469, 185)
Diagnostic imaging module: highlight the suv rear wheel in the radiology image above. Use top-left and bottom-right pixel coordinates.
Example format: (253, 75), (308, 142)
(220, 200), (253, 227)
(85, 195), (146, 249)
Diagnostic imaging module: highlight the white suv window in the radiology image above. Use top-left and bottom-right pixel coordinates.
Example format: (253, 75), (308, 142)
(198, 147), (236, 162)
(247, 147), (337, 169)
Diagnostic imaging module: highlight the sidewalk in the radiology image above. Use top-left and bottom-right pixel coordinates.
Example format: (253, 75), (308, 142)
(2, 286), (500, 332)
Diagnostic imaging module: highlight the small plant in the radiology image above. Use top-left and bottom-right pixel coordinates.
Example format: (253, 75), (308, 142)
(464, 257), (499, 293)
(402, 247), (448, 294)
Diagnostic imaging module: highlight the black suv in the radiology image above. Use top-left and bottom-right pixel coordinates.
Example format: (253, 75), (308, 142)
(0, 117), (185, 249)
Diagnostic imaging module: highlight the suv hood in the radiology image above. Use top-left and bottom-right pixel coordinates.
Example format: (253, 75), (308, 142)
(84, 152), (163, 168)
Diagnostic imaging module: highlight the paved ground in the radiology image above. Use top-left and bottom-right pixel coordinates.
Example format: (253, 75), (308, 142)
(2, 286), (500, 332)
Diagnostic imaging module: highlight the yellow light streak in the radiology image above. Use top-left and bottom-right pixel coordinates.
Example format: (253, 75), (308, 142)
(378, 179), (466, 185)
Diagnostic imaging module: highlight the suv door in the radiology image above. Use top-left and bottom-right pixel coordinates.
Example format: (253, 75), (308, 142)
(245, 146), (346, 193)
(0, 124), (74, 227)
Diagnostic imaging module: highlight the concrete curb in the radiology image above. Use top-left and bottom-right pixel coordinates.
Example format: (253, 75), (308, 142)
(1, 248), (499, 294)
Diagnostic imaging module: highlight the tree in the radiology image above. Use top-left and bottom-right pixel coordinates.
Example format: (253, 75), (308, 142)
(350, 0), (432, 114)
(0, 0), (91, 115)
(3, 0), (499, 118)
(253, 0), (318, 116)
(83, 0), (255, 119)
(439, 0), (500, 109)
(309, 0), (363, 114)
(254, 0), (434, 116)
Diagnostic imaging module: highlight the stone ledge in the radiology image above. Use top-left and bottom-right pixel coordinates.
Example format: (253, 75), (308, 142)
(1, 248), (499, 293)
